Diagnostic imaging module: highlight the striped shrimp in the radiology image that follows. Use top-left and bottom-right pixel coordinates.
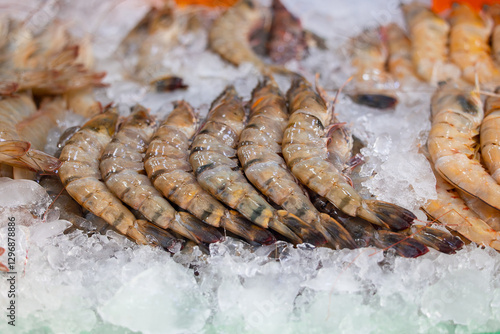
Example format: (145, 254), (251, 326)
(100, 106), (223, 245)
(448, 3), (500, 85)
(428, 81), (500, 211)
(349, 29), (398, 109)
(422, 168), (500, 251)
(0, 94), (61, 173)
(480, 88), (500, 184)
(190, 85), (325, 245)
(238, 77), (356, 249)
(58, 108), (148, 244)
(402, 2), (460, 84)
(282, 75), (416, 231)
(144, 101), (275, 245)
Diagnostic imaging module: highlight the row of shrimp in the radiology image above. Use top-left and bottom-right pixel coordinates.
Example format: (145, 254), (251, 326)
(349, 2), (500, 109)
(424, 81), (500, 251)
(52, 73), (472, 257)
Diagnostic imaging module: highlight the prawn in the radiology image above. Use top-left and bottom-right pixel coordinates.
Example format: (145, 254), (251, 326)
(402, 2), (460, 84)
(238, 77), (355, 249)
(209, 0), (287, 75)
(428, 81), (500, 211)
(0, 94), (61, 172)
(100, 106), (223, 245)
(485, 4), (500, 63)
(448, 3), (500, 85)
(58, 108), (148, 244)
(144, 101), (275, 245)
(282, 75), (416, 231)
(384, 23), (418, 82)
(480, 87), (500, 184)
(190, 85), (325, 245)
(422, 168), (500, 251)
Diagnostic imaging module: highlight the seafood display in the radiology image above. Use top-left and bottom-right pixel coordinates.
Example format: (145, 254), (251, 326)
(1, 0), (500, 270)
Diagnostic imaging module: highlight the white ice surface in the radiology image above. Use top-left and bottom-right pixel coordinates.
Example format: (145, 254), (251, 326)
(0, 0), (499, 333)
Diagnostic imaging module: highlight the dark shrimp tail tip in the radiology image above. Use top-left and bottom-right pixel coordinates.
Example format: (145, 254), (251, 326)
(222, 213), (276, 246)
(274, 210), (327, 246)
(411, 226), (464, 254)
(349, 93), (398, 109)
(365, 200), (416, 231)
(171, 212), (225, 244)
(375, 231), (429, 258)
(319, 213), (357, 249)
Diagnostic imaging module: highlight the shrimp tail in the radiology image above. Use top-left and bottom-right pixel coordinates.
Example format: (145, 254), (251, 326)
(410, 226), (464, 254)
(348, 93), (398, 110)
(374, 230), (429, 258)
(170, 212), (224, 245)
(272, 210), (327, 246)
(360, 200), (416, 231)
(19, 149), (62, 172)
(0, 140), (30, 158)
(222, 211), (276, 245)
(319, 213), (357, 249)
(135, 220), (185, 253)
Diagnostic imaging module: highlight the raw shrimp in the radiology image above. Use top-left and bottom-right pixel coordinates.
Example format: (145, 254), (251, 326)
(422, 169), (500, 251)
(144, 101), (275, 245)
(0, 94), (61, 172)
(100, 106), (223, 245)
(384, 23), (418, 82)
(209, 0), (286, 75)
(349, 29), (397, 109)
(282, 75), (416, 231)
(190, 85), (325, 245)
(58, 108), (148, 244)
(458, 190), (500, 232)
(480, 88), (500, 183)
(402, 2), (460, 84)
(428, 81), (500, 211)
(448, 3), (500, 84)
(238, 77), (355, 249)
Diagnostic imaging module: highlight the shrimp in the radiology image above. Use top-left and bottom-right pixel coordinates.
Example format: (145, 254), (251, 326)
(238, 77), (355, 249)
(190, 85), (325, 245)
(458, 190), (500, 232)
(283, 75), (416, 231)
(480, 88), (500, 184)
(0, 94), (61, 172)
(422, 168), (500, 251)
(309, 192), (430, 257)
(58, 108), (148, 244)
(144, 101), (275, 245)
(448, 3), (500, 85)
(209, 0), (286, 75)
(100, 106), (223, 245)
(349, 29), (398, 109)
(402, 2), (460, 84)
(384, 23), (418, 82)
(485, 4), (500, 63)
(428, 81), (500, 211)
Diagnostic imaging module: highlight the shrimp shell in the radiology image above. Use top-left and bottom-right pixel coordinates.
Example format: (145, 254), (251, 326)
(58, 108), (148, 244)
(100, 106), (223, 244)
(385, 23), (418, 81)
(485, 4), (500, 63)
(428, 82), (500, 211)
(144, 101), (275, 245)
